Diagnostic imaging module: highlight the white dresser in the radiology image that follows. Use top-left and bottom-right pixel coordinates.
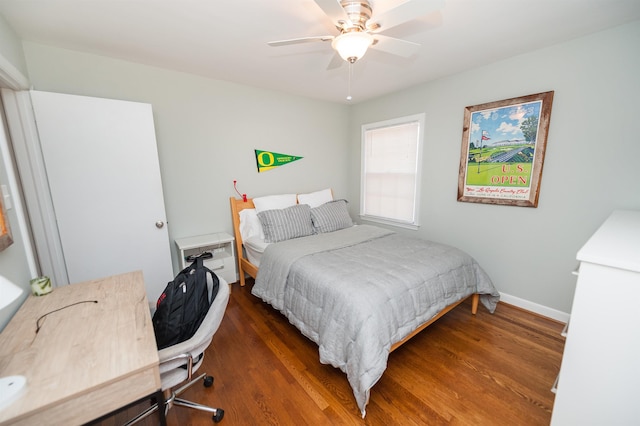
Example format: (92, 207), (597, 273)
(551, 210), (640, 425)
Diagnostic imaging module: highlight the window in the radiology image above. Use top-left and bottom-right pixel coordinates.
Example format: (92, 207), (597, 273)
(360, 113), (424, 229)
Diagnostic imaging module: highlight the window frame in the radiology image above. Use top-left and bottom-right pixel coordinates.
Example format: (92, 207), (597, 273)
(359, 113), (425, 230)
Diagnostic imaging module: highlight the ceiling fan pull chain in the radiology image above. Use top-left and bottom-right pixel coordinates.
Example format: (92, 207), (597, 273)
(347, 61), (353, 101)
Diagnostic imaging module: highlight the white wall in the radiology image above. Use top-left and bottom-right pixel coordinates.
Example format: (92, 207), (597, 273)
(5, 20), (639, 321)
(0, 13), (27, 79)
(349, 21), (640, 315)
(21, 42), (351, 273)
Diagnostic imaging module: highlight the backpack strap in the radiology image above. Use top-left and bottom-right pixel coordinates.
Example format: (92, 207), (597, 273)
(194, 256), (208, 302)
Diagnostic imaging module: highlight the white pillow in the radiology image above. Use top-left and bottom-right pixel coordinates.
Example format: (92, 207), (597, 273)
(297, 188), (333, 208)
(239, 208), (265, 242)
(253, 193), (297, 213)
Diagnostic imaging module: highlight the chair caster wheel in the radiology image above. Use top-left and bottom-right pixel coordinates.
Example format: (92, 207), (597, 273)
(203, 375), (214, 387)
(213, 409), (224, 422)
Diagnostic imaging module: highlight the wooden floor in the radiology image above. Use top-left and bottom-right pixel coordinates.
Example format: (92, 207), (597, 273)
(111, 280), (565, 425)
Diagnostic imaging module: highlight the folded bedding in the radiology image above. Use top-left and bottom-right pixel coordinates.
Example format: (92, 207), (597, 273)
(252, 224), (499, 417)
(243, 236), (269, 266)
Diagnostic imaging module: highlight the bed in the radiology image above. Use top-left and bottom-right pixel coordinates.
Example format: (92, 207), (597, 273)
(229, 192), (500, 417)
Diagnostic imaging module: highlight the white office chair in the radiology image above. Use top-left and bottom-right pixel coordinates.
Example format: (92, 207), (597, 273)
(125, 276), (230, 425)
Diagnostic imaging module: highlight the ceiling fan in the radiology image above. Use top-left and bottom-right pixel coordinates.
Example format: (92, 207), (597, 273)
(268, 0), (444, 66)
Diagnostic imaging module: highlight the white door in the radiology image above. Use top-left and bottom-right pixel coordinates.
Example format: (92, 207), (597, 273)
(30, 91), (173, 301)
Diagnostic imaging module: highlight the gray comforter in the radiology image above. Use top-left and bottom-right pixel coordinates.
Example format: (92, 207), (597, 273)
(252, 225), (499, 417)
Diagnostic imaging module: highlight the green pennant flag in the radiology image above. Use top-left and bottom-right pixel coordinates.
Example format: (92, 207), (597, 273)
(255, 150), (303, 173)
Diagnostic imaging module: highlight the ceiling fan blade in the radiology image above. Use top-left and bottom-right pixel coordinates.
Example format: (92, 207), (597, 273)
(368, 0), (445, 32)
(371, 34), (421, 58)
(313, 0), (352, 26)
(268, 35), (334, 47)
(326, 52), (344, 70)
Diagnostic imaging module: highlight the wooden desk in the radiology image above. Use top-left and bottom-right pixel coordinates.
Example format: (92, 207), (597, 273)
(0, 271), (162, 425)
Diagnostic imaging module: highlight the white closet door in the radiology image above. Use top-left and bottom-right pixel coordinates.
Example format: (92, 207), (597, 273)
(30, 91), (173, 301)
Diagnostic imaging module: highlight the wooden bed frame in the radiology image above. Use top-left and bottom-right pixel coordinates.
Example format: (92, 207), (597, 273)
(230, 196), (258, 287)
(229, 196), (480, 353)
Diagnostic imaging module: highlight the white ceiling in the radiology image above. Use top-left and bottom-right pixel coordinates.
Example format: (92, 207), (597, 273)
(0, 0), (639, 104)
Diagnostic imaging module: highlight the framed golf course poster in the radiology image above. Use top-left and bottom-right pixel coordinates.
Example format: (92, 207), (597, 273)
(457, 91), (554, 207)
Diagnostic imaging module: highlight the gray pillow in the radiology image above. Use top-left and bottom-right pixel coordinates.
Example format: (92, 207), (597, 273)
(310, 199), (353, 233)
(257, 204), (315, 243)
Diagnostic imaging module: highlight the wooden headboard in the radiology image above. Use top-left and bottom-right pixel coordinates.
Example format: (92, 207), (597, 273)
(229, 189), (334, 286)
(229, 197), (257, 286)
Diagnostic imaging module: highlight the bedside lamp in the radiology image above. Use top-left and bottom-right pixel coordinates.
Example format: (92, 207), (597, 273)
(0, 275), (26, 411)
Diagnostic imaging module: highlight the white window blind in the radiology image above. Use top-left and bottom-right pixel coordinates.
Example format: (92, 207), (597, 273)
(361, 114), (424, 228)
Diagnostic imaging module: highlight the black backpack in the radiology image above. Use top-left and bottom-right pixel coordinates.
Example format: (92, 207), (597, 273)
(152, 255), (220, 349)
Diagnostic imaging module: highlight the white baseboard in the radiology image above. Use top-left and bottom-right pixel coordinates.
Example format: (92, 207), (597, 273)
(499, 292), (570, 324)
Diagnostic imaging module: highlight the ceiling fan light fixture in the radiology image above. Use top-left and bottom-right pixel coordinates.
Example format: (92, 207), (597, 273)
(332, 31), (373, 63)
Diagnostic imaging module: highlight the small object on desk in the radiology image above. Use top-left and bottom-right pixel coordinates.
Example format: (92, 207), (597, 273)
(0, 375), (26, 411)
(29, 276), (52, 296)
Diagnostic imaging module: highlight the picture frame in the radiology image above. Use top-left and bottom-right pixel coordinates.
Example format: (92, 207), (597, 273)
(0, 194), (13, 251)
(457, 91), (554, 207)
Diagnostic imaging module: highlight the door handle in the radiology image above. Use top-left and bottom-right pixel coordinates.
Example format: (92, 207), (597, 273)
(155, 221), (165, 229)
